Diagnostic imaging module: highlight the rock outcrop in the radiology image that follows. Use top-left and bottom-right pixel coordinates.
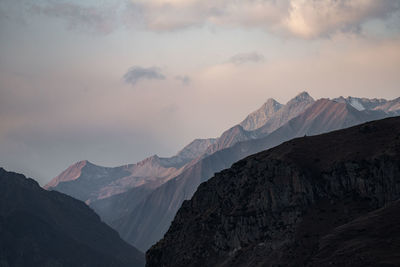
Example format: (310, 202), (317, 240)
(146, 116), (400, 267)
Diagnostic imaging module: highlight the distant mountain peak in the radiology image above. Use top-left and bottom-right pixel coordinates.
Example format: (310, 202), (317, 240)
(348, 97), (365, 111)
(289, 91), (314, 103)
(143, 154), (159, 162)
(44, 160), (89, 189)
(332, 96), (400, 115)
(175, 138), (217, 160)
(239, 98), (283, 131)
(73, 160), (89, 167)
(264, 97), (280, 106)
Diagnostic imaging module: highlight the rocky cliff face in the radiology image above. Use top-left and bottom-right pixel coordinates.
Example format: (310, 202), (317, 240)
(146, 116), (400, 267)
(0, 168), (144, 267)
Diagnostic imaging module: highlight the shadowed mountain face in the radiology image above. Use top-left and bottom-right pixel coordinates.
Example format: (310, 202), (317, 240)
(0, 168), (144, 267)
(146, 116), (400, 267)
(114, 98), (390, 251)
(310, 200), (400, 266)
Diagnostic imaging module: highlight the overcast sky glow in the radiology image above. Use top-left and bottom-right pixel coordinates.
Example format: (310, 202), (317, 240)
(1, 0), (400, 184)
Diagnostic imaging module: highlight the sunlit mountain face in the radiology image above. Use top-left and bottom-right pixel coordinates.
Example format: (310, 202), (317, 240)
(0, 1), (399, 266)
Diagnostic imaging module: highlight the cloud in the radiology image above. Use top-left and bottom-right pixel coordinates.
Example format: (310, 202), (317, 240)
(228, 52), (265, 65)
(123, 66), (166, 86)
(0, 0), (29, 25)
(175, 75), (191, 85)
(127, 0), (400, 38)
(30, 1), (120, 34)
(284, 0), (400, 38)
(24, 0), (400, 38)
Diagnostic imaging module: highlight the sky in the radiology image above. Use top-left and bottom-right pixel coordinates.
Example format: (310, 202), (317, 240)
(1, 0), (400, 185)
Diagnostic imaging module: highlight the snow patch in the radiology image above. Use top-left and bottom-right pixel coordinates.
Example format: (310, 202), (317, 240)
(349, 98), (365, 111)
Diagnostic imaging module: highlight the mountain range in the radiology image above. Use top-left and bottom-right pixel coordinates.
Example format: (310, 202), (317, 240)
(0, 168), (144, 267)
(146, 116), (400, 267)
(45, 92), (400, 251)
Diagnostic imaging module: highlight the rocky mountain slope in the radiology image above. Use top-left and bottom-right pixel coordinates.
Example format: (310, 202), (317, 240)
(45, 138), (217, 203)
(254, 91), (315, 136)
(46, 92), (400, 252)
(44, 139), (217, 228)
(205, 92), (315, 156)
(334, 96), (400, 115)
(310, 199), (400, 266)
(114, 98), (390, 251)
(239, 98), (283, 131)
(146, 116), (400, 267)
(0, 168), (144, 267)
(45, 93), (315, 232)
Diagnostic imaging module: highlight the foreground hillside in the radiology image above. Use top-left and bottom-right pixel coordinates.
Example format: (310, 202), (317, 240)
(0, 168), (144, 267)
(147, 116), (400, 267)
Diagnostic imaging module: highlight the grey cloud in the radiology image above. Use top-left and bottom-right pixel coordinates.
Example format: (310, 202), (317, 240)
(228, 52), (265, 65)
(175, 75), (191, 85)
(283, 0), (400, 38)
(22, 0), (400, 38)
(30, 1), (119, 34)
(123, 66), (166, 86)
(0, 0), (28, 25)
(126, 0), (400, 38)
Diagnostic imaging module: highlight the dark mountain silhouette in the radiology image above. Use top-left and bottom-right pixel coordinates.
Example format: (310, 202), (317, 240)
(146, 116), (400, 267)
(0, 168), (144, 267)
